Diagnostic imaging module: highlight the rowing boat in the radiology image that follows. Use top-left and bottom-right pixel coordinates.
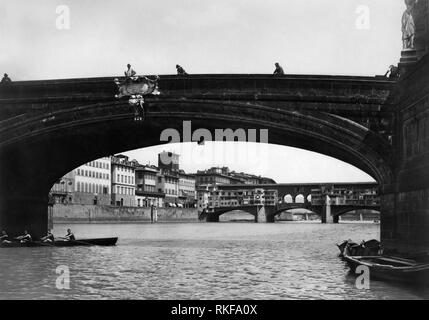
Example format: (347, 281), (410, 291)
(343, 254), (429, 285)
(336, 239), (381, 257)
(0, 237), (118, 247)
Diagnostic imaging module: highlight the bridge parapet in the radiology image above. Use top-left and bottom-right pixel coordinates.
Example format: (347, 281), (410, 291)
(0, 74), (396, 122)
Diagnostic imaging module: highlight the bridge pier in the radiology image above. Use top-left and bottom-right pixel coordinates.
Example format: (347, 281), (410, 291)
(0, 195), (48, 239)
(263, 207), (276, 223)
(380, 51), (429, 254)
(205, 213), (219, 222)
(321, 197), (333, 223)
(255, 206), (267, 223)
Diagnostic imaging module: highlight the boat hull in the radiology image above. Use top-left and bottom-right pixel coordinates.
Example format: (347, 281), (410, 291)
(344, 254), (429, 285)
(0, 237), (118, 248)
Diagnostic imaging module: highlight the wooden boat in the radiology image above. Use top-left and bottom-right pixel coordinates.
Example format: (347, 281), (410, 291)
(0, 237), (118, 248)
(336, 239), (380, 257)
(343, 254), (429, 285)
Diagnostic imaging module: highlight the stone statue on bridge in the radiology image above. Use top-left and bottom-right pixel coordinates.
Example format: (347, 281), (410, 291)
(402, 0), (416, 50)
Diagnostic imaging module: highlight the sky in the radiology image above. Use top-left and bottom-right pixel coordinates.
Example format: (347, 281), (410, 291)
(0, 0), (406, 182)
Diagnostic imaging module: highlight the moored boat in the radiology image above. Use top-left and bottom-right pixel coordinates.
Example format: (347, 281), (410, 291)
(336, 239), (381, 257)
(0, 237), (118, 248)
(343, 254), (429, 285)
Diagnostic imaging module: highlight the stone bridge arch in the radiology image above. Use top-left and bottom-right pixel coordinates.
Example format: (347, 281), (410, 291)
(206, 206), (259, 222)
(0, 75), (395, 237)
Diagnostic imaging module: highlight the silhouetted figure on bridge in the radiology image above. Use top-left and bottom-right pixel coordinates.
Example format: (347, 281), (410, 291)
(273, 63), (285, 76)
(384, 65), (399, 79)
(176, 65), (188, 75)
(124, 64), (137, 83)
(1, 73), (11, 83)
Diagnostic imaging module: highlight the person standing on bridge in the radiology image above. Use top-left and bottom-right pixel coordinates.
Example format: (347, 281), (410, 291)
(1, 73), (12, 83)
(384, 65), (399, 79)
(176, 64), (188, 75)
(124, 64), (137, 82)
(273, 63), (285, 76)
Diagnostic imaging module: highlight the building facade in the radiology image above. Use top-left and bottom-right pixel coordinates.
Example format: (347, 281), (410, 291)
(310, 185), (379, 206)
(196, 185), (211, 214)
(178, 171), (196, 207)
(195, 167), (243, 186)
(201, 185), (279, 214)
(111, 155), (136, 207)
(229, 171), (276, 185)
(195, 167), (275, 187)
(158, 151), (180, 172)
(158, 171), (179, 206)
(50, 157), (111, 205)
(50, 173), (75, 204)
(135, 165), (165, 207)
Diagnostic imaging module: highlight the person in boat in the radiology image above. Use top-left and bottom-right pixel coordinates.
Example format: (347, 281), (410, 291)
(0, 230), (11, 243)
(176, 64), (188, 75)
(1, 73), (12, 83)
(40, 230), (55, 243)
(64, 229), (75, 241)
(16, 230), (32, 243)
(273, 63), (285, 76)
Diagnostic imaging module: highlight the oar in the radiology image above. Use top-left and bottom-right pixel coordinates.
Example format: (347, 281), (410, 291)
(57, 237), (93, 246)
(36, 240), (56, 247)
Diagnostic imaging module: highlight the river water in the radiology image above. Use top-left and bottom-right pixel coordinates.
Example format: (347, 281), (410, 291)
(0, 222), (428, 300)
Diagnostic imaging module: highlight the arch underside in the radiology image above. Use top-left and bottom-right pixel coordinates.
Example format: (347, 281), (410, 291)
(214, 208), (257, 218)
(0, 98), (393, 198)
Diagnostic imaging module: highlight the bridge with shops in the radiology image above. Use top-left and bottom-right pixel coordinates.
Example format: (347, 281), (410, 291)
(201, 182), (380, 223)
